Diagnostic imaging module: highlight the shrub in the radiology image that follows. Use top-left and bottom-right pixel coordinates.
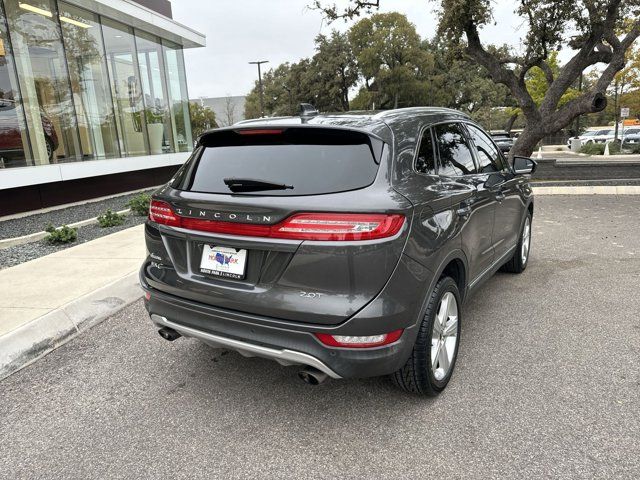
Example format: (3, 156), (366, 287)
(127, 193), (151, 216)
(579, 143), (605, 155)
(97, 209), (125, 228)
(622, 143), (640, 154)
(44, 223), (78, 244)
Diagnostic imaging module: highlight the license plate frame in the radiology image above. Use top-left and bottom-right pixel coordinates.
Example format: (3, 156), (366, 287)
(199, 245), (247, 280)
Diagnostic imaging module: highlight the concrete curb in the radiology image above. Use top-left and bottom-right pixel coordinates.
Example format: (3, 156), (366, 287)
(0, 271), (142, 381)
(533, 185), (640, 195)
(0, 208), (131, 250)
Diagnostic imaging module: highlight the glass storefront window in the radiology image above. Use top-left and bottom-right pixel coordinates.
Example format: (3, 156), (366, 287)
(0, 0), (31, 168)
(163, 40), (191, 152)
(59, 2), (119, 160)
(4, 0), (81, 164)
(102, 17), (147, 156)
(0, 1), (196, 169)
(135, 30), (173, 154)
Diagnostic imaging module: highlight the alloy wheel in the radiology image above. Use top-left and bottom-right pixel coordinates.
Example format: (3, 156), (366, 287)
(431, 291), (458, 381)
(521, 217), (531, 265)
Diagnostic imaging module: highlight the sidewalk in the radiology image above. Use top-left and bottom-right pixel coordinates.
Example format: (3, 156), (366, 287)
(0, 225), (145, 379)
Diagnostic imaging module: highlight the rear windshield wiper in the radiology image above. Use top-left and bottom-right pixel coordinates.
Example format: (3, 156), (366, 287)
(223, 178), (294, 193)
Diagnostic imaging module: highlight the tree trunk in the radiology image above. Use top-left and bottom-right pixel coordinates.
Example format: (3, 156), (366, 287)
(504, 113), (518, 133)
(511, 126), (544, 158)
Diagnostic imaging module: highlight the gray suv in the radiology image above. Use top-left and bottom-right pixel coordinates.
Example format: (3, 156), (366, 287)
(140, 107), (536, 395)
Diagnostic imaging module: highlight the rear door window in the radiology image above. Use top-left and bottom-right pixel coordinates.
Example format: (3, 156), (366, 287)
(415, 127), (437, 175)
(466, 124), (507, 173)
(434, 123), (477, 176)
(178, 128), (381, 196)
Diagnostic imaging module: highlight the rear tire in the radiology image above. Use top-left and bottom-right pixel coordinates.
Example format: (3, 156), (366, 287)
(502, 212), (532, 274)
(392, 276), (461, 396)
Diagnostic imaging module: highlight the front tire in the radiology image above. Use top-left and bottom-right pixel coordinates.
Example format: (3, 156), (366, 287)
(502, 212), (532, 273)
(392, 276), (461, 396)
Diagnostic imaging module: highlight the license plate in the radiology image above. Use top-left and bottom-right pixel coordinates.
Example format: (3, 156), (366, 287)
(200, 245), (247, 280)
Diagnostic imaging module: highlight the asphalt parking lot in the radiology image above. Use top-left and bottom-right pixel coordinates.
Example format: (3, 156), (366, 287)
(1, 195), (639, 479)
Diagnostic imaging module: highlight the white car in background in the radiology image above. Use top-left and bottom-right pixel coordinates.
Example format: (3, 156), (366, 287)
(588, 129), (616, 144)
(569, 127), (640, 148)
(589, 127), (640, 143)
(619, 127), (640, 139)
(567, 129), (606, 147)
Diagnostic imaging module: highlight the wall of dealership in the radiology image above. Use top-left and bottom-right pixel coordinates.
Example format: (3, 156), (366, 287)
(0, 0), (205, 216)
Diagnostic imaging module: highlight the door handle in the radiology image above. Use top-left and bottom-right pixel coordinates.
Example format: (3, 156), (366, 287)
(456, 204), (471, 218)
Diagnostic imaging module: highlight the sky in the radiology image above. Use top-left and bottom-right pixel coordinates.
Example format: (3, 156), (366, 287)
(171, 0), (530, 99)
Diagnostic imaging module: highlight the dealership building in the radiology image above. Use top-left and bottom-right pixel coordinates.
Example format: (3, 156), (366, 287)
(0, 0), (205, 216)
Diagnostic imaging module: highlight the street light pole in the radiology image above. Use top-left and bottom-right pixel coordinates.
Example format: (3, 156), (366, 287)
(249, 60), (269, 117)
(282, 84), (293, 115)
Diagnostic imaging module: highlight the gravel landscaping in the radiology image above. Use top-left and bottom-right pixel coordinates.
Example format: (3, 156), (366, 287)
(0, 213), (147, 270)
(0, 188), (156, 240)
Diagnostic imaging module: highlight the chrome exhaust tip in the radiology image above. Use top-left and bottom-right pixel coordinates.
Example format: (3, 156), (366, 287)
(158, 327), (181, 342)
(298, 367), (328, 385)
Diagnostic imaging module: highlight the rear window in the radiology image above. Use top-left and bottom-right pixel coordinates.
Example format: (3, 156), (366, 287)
(176, 128), (382, 196)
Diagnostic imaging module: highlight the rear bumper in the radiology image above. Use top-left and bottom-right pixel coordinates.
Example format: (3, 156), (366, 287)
(151, 313), (342, 378)
(140, 266), (425, 379)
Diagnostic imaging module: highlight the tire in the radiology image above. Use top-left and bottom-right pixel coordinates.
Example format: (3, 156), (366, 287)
(502, 212), (532, 273)
(392, 276), (462, 396)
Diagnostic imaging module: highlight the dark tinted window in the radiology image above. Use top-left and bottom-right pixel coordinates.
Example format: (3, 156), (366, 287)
(181, 128), (380, 196)
(415, 128), (437, 175)
(434, 123), (477, 176)
(467, 124), (506, 173)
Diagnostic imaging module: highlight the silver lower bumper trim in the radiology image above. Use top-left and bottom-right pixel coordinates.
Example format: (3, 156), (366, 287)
(150, 314), (341, 379)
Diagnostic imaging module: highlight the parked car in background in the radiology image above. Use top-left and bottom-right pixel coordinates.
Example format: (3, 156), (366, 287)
(620, 127), (640, 139)
(622, 132), (640, 148)
(490, 132), (514, 152)
(0, 99), (58, 167)
(140, 106), (536, 396)
(590, 129), (616, 144)
(567, 129), (615, 148)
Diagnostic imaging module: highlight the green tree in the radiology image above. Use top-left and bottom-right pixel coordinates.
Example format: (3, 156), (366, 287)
(244, 63), (296, 118)
(309, 31), (359, 111)
(244, 32), (359, 118)
(349, 12), (429, 109)
(427, 42), (512, 116)
(609, 26), (640, 135)
(315, 0), (640, 156)
(505, 51), (581, 131)
(188, 102), (217, 139)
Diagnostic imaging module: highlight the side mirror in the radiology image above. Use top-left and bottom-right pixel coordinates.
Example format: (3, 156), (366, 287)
(513, 156), (537, 175)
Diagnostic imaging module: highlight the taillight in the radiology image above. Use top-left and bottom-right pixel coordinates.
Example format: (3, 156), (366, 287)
(314, 329), (403, 348)
(148, 200), (404, 241)
(149, 200), (180, 226)
(272, 213), (405, 241)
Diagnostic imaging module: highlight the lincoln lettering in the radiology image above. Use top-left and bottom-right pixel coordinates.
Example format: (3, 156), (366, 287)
(174, 208), (272, 223)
